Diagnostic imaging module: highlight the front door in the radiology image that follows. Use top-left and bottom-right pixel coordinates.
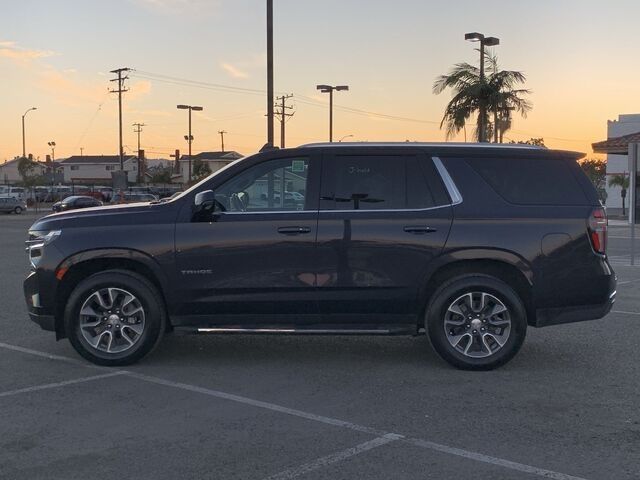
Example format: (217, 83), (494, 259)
(174, 154), (320, 327)
(315, 148), (453, 327)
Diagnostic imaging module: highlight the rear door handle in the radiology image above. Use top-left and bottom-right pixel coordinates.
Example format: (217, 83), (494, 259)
(403, 225), (437, 234)
(277, 226), (311, 235)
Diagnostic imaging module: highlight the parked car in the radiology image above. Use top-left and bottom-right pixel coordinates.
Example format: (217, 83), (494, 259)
(24, 143), (615, 369)
(0, 196), (27, 214)
(0, 186), (26, 201)
(111, 192), (159, 204)
(52, 195), (103, 212)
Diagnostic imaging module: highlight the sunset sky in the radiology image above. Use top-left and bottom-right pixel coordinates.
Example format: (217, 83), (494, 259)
(2, 0), (640, 162)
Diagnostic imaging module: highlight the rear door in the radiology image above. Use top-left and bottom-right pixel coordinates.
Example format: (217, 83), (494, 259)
(315, 147), (453, 327)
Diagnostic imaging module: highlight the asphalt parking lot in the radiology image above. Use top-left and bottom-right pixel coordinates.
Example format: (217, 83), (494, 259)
(1, 212), (639, 480)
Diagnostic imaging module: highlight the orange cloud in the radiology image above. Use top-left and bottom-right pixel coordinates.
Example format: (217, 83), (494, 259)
(0, 40), (56, 61)
(220, 62), (248, 79)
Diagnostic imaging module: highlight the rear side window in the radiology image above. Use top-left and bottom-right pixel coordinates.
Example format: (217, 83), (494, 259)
(465, 157), (588, 205)
(321, 154), (450, 211)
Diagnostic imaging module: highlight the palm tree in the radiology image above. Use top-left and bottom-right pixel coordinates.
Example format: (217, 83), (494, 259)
(608, 173), (630, 215)
(433, 51), (531, 142)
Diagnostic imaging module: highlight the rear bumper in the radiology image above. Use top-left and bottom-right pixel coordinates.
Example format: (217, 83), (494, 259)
(534, 289), (616, 327)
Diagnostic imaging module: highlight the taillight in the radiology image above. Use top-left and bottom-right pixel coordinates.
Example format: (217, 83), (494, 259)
(588, 207), (607, 255)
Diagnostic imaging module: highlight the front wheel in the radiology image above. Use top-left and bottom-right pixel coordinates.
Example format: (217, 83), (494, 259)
(426, 274), (527, 371)
(65, 270), (166, 366)
(14, 206), (23, 214)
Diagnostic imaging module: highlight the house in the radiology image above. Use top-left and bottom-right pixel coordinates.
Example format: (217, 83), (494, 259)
(593, 114), (640, 215)
(59, 155), (138, 184)
(0, 155), (61, 185)
(177, 151), (243, 183)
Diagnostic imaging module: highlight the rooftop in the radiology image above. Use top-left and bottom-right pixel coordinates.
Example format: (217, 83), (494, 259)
(592, 131), (640, 155)
(60, 155), (138, 165)
(180, 151), (243, 161)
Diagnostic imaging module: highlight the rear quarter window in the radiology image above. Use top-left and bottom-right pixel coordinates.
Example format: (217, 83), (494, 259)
(465, 156), (589, 205)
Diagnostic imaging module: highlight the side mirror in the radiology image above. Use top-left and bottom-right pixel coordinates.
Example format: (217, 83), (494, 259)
(194, 190), (216, 210)
(192, 190), (223, 222)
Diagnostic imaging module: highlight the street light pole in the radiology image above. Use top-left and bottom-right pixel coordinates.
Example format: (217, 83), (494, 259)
(316, 85), (349, 142)
(465, 32), (499, 143)
(22, 107), (37, 158)
(177, 104), (203, 183)
(47, 141), (56, 161)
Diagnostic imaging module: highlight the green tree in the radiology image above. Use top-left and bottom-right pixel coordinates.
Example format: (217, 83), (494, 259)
(580, 159), (607, 203)
(509, 137), (546, 147)
(192, 159), (212, 180)
(433, 51), (531, 142)
(17, 157), (38, 181)
(608, 173), (630, 215)
(150, 168), (172, 184)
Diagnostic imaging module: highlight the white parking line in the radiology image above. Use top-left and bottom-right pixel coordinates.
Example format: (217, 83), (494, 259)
(406, 438), (587, 480)
(0, 341), (589, 480)
(0, 371), (127, 398)
(263, 434), (403, 480)
(612, 310), (640, 316)
(127, 371), (386, 436)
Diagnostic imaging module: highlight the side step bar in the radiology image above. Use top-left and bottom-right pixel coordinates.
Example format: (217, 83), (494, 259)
(173, 326), (417, 336)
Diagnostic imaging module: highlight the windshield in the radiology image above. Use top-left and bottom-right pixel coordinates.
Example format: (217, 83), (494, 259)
(165, 154), (252, 203)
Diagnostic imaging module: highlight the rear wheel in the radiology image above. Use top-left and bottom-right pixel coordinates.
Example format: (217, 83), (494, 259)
(65, 270), (166, 366)
(426, 274), (527, 370)
(13, 206), (22, 214)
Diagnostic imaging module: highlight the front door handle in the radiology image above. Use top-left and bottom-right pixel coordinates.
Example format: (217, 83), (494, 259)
(277, 226), (311, 235)
(403, 225), (437, 234)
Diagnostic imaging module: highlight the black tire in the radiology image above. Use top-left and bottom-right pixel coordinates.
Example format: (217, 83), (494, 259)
(14, 206), (23, 214)
(426, 274), (527, 371)
(65, 270), (166, 366)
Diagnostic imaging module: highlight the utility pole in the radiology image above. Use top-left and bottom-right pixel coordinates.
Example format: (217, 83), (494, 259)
(177, 105), (203, 183)
(266, 0), (274, 146)
(133, 123), (145, 153)
(80, 147), (84, 157)
(110, 67), (130, 170)
(274, 94), (294, 148)
(218, 130), (227, 152)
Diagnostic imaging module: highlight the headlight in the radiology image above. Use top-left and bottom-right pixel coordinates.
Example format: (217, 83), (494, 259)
(26, 230), (61, 269)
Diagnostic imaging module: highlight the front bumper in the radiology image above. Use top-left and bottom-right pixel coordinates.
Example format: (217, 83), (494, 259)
(24, 271), (57, 332)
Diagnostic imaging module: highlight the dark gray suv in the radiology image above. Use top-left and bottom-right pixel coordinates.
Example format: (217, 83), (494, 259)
(24, 143), (616, 370)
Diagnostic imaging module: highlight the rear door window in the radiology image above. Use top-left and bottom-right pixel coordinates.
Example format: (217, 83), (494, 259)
(321, 152), (450, 211)
(465, 156), (588, 205)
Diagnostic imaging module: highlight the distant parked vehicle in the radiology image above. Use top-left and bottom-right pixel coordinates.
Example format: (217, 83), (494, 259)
(52, 196), (102, 212)
(0, 186), (26, 201)
(111, 192), (159, 204)
(0, 196), (27, 214)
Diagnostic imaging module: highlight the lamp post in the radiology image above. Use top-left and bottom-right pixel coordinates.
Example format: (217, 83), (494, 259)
(177, 104), (203, 182)
(22, 107), (37, 158)
(464, 32), (499, 143)
(47, 141), (56, 161)
(316, 85), (349, 142)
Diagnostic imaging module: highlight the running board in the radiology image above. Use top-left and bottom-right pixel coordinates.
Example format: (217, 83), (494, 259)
(197, 327), (394, 335)
(172, 326), (417, 336)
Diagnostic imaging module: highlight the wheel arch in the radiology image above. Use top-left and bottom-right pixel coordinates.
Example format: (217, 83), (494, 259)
(53, 249), (171, 339)
(421, 251), (535, 327)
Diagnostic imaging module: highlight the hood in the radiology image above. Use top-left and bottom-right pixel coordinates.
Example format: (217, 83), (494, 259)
(30, 201), (179, 232)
